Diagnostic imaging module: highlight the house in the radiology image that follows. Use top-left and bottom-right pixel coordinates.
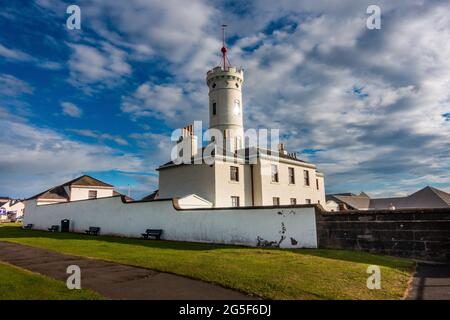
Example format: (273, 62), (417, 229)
(26, 175), (117, 205)
(156, 39), (326, 208)
(0, 198), (25, 222)
(326, 186), (450, 211)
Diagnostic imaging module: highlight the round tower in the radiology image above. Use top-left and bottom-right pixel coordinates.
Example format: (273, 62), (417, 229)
(206, 26), (244, 152)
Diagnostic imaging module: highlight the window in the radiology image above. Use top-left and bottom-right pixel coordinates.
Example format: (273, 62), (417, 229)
(233, 99), (241, 115)
(271, 165), (279, 183)
(212, 102), (216, 115)
(231, 196), (240, 207)
(305, 199), (311, 204)
(290, 198), (297, 205)
(304, 170), (310, 186)
(288, 167), (295, 184)
(212, 83), (216, 88)
(88, 190), (97, 199)
(230, 166), (239, 182)
(273, 197), (280, 206)
(316, 178), (319, 190)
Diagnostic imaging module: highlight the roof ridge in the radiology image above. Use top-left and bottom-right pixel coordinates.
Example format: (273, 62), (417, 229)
(428, 186), (450, 205)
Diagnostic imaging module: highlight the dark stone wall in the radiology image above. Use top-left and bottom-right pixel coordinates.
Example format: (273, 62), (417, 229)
(316, 208), (450, 262)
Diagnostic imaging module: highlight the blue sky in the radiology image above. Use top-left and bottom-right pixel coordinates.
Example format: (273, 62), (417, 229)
(1, 0), (449, 199)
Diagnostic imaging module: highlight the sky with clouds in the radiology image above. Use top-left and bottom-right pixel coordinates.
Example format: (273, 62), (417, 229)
(0, 0), (449, 199)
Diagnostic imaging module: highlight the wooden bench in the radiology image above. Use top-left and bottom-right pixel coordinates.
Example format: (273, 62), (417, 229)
(48, 225), (59, 232)
(85, 226), (100, 236)
(22, 224), (33, 230)
(141, 229), (163, 240)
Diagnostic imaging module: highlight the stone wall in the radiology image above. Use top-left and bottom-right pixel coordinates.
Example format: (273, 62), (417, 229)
(316, 208), (450, 262)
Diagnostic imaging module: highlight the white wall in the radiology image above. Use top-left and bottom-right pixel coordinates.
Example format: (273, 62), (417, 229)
(24, 196), (318, 248)
(255, 159), (326, 206)
(69, 186), (113, 201)
(158, 164), (216, 202)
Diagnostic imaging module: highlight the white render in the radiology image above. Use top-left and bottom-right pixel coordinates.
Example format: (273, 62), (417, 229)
(23, 196), (318, 248)
(207, 66), (245, 152)
(159, 155), (326, 207)
(177, 194), (212, 208)
(69, 186), (113, 202)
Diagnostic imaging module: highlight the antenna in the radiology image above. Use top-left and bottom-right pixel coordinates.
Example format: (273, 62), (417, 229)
(221, 24), (228, 70)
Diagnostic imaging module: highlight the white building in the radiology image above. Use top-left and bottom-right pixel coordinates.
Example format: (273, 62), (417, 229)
(26, 175), (117, 206)
(157, 40), (326, 208)
(0, 198), (25, 222)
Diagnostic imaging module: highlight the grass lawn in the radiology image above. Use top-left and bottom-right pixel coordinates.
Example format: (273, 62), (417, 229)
(0, 261), (102, 300)
(0, 223), (415, 300)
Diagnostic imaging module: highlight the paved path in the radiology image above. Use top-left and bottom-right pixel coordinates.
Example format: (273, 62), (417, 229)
(0, 241), (255, 300)
(407, 263), (450, 300)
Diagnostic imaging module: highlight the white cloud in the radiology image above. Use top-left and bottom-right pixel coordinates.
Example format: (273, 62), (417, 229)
(67, 42), (131, 88)
(0, 43), (33, 61)
(0, 108), (142, 197)
(0, 74), (33, 96)
(61, 102), (83, 118)
(68, 129), (128, 146)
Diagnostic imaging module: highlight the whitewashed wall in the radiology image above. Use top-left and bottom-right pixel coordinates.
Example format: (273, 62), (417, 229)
(24, 197), (318, 248)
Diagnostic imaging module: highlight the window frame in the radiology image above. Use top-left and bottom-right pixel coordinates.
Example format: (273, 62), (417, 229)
(88, 190), (98, 199)
(304, 170), (310, 186)
(288, 167), (295, 184)
(271, 164), (279, 183)
(273, 197), (280, 206)
(290, 198), (297, 205)
(230, 166), (239, 182)
(231, 196), (240, 207)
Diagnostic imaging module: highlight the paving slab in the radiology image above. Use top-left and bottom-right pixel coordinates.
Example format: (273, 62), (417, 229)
(0, 241), (256, 300)
(407, 263), (450, 300)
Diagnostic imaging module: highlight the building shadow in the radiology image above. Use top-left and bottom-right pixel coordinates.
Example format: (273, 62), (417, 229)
(0, 226), (238, 252)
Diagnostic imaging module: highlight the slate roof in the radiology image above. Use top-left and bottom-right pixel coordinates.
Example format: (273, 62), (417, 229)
(327, 193), (371, 210)
(327, 186), (450, 210)
(141, 189), (159, 201)
(27, 175), (113, 201)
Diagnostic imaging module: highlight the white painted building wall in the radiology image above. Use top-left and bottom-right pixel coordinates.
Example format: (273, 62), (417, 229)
(23, 196), (318, 248)
(254, 158), (326, 206)
(69, 186), (114, 201)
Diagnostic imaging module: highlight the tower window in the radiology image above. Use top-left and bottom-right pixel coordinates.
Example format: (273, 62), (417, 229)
(235, 83), (239, 88)
(212, 102), (216, 115)
(316, 178), (319, 190)
(212, 83), (216, 88)
(233, 100), (241, 115)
